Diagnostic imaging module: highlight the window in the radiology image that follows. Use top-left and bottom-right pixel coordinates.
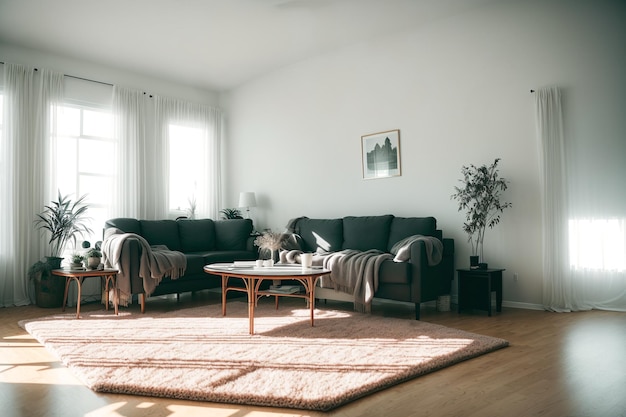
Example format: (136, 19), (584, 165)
(569, 218), (626, 272)
(168, 123), (205, 217)
(55, 103), (114, 245)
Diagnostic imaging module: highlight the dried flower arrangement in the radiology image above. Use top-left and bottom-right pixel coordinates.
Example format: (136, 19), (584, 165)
(254, 231), (288, 260)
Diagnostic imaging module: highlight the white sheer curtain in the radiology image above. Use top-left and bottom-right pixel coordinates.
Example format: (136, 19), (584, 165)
(112, 87), (222, 220)
(0, 63), (63, 307)
(536, 86), (626, 312)
(112, 86), (144, 218)
(155, 96), (222, 219)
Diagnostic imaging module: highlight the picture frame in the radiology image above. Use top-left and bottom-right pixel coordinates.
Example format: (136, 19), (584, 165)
(361, 129), (401, 179)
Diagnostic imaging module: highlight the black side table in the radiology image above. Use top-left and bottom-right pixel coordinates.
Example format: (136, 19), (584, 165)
(457, 268), (505, 316)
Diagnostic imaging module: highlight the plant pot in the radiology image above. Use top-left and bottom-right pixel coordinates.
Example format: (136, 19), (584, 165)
(70, 262), (83, 270)
(34, 270), (65, 308)
(87, 256), (101, 269)
(470, 255), (479, 269)
(45, 256), (64, 270)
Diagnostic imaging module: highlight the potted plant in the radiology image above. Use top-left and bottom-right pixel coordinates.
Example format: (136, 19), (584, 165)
(451, 158), (512, 268)
(86, 248), (102, 270)
(220, 208), (243, 219)
(70, 253), (85, 270)
(28, 259), (65, 308)
(32, 191), (92, 307)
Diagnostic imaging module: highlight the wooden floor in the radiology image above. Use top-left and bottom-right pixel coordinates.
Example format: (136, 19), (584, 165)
(2, 291), (625, 417)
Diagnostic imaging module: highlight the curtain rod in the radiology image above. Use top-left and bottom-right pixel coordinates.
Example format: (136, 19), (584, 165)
(0, 61), (114, 86)
(530, 89), (535, 93)
(0, 61), (157, 97)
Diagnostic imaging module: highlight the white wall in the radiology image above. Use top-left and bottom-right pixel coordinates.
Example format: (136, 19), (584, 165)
(221, 0), (626, 307)
(0, 41), (219, 107)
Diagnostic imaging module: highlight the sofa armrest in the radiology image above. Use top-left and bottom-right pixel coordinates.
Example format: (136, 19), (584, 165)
(407, 237), (455, 301)
(247, 235), (258, 253)
(104, 235), (144, 296)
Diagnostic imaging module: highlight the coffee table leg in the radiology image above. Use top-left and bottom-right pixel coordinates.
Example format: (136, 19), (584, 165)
(247, 277), (255, 335)
(303, 276), (314, 327)
(221, 275), (228, 316)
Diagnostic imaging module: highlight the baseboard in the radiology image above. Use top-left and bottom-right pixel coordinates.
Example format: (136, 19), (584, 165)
(449, 294), (544, 311)
(501, 300), (545, 310)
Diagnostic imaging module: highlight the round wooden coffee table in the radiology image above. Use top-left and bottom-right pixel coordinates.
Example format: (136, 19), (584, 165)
(204, 263), (330, 334)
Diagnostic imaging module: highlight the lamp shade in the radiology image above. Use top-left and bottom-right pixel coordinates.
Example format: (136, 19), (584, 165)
(238, 192), (257, 208)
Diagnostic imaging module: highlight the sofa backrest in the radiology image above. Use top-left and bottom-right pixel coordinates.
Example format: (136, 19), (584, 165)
(105, 218), (141, 235)
(342, 215), (393, 251)
(178, 218), (216, 252)
(386, 216), (437, 252)
(104, 217), (253, 252)
(214, 219), (253, 251)
(139, 220), (182, 251)
(293, 218), (343, 253)
(290, 215), (438, 254)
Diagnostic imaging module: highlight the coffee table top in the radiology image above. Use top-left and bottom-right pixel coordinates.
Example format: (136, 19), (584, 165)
(204, 263), (330, 277)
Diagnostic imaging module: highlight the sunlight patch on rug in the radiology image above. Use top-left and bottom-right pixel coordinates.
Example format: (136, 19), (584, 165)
(20, 301), (508, 411)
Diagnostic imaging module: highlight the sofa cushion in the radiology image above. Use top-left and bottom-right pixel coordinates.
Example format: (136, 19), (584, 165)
(183, 254), (207, 275)
(139, 220), (182, 251)
(105, 218), (141, 235)
(342, 215), (394, 252)
(387, 217), (437, 251)
(178, 219), (216, 252)
(214, 219), (253, 251)
(295, 218), (343, 253)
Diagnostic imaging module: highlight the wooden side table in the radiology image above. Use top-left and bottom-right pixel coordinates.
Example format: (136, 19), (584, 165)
(457, 268), (505, 316)
(52, 269), (119, 318)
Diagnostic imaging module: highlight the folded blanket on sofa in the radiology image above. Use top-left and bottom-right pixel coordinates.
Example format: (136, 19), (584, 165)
(103, 227), (187, 305)
(280, 248), (392, 313)
(390, 234), (443, 264)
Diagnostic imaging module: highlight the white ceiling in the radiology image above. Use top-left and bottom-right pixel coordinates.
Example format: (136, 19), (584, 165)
(0, 0), (499, 92)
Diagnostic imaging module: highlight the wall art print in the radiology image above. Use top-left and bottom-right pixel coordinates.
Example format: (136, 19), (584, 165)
(361, 129), (401, 179)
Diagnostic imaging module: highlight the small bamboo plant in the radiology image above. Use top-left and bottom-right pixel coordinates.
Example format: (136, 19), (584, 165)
(451, 158), (512, 261)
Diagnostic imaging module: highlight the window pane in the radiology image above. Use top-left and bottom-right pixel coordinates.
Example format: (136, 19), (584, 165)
(56, 136), (78, 190)
(57, 106), (80, 137)
(79, 175), (111, 206)
(83, 109), (112, 138)
(78, 139), (113, 175)
(169, 124), (204, 211)
(54, 103), (114, 238)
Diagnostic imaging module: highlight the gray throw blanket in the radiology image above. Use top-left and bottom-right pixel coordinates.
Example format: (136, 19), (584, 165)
(280, 248), (392, 313)
(103, 228), (187, 305)
(389, 235), (443, 265)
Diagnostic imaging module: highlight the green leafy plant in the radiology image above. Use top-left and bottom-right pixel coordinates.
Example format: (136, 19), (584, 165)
(34, 191), (93, 257)
(220, 208), (243, 220)
(86, 248), (102, 258)
(71, 253), (85, 263)
(451, 158), (512, 259)
(28, 259), (61, 295)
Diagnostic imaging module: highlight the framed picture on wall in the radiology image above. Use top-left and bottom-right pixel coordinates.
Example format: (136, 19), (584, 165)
(361, 129), (401, 179)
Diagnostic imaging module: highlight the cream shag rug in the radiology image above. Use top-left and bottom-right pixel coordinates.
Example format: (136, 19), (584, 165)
(20, 300), (508, 411)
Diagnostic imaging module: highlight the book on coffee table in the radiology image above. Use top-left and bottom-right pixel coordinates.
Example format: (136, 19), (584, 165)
(267, 285), (304, 294)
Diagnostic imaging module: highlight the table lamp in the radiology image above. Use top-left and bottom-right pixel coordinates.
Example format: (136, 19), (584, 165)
(238, 192), (257, 219)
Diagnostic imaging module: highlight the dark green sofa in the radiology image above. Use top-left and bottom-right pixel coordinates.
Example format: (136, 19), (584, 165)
(103, 217), (257, 311)
(284, 215), (454, 319)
